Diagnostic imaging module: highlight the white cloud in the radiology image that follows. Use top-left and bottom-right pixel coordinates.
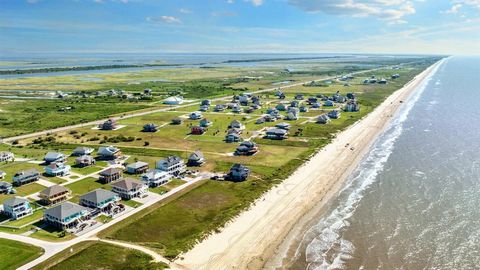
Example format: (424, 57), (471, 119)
(26, 0), (40, 3)
(288, 0), (416, 24)
(452, 0), (480, 9)
(146, 16), (182, 24)
(246, 0), (264, 6)
(179, 8), (192, 14)
(442, 3), (462, 14)
(227, 0), (235, 3)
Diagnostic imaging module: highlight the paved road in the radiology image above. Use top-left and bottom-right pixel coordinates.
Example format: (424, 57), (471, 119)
(1, 66), (387, 143)
(0, 173), (210, 270)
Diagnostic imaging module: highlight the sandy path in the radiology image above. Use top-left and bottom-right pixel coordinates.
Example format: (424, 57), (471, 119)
(175, 60), (443, 270)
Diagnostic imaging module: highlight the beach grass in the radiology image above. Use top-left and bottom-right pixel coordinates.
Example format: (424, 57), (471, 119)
(0, 238), (44, 270)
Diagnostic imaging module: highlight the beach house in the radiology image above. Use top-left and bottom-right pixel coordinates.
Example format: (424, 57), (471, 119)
(324, 100), (334, 107)
(142, 123), (158, 132)
(199, 118), (212, 127)
(126, 161), (149, 174)
(97, 146), (121, 160)
(228, 120), (245, 130)
(80, 189), (120, 211)
(75, 155), (96, 167)
(141, 170), (172, 187)
(265, 128), (288, 140)
(189, 111), (203, 120)
(43, 202), (90, 230)
(188, 151), (205, 166)
(111, 178), (148, 200)
(163, 96), (184, 105)
(214, 104), (226, 112)
(0, 171), (5, 179)
(39, 185), (71, 205)
(171, 117), (183, 125)
(225, 133), (242, 143)
(316, 114), (330, 124)
(98, 119), (117, 130)
(295, 94), (304, 100)
(44, 152), (66, 164)
(0, 181), (13, 194)
(191, 126), (206, 135)
(328, 109), (341, 119)
(71, 147), (94, 156)
(344, 100), (360, 112)
(156, 156), (186, 176)
(235, 141), (258, 156)
(201, 99), (211, 106)
(44, 162), (71, 176)
(3, 197), (33, 220)
(99, 167), (123, 183)
(276, 122), (291, 130)
(276, 104), (287, 111)
(0, 151), (14, 162)
(13, 169), (40, 186)
(227, 164), (250, 182)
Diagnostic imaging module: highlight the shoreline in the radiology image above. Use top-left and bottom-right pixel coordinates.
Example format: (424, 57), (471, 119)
(175, 59), (444, 270)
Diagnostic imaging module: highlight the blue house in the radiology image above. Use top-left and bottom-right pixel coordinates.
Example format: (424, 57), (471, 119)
(45, 163), (71, 177)
(3, 197), (33, 220)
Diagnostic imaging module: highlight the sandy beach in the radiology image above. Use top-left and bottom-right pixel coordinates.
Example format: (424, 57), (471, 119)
(174, 60), (443, 270)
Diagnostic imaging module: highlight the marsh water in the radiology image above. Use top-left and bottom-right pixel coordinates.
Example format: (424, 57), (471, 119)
(290, 56), (480, 270)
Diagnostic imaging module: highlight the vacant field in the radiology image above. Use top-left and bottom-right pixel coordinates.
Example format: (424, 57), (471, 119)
(0, 238), (44, 270)
(30, 241), (168, 270)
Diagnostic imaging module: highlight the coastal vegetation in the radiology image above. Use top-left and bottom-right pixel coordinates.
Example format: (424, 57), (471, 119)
(0, 238), (44, 270)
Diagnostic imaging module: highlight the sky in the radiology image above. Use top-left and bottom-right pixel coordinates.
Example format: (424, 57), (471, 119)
(0, 0), (479, 55)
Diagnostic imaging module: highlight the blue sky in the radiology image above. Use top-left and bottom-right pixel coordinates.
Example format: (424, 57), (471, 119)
(0, 0), (479, 55)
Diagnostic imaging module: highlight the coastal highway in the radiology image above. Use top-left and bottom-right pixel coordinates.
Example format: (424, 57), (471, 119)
(1, 65), (393, 143)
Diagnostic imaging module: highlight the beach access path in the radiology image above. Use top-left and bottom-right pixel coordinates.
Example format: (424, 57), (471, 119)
(175, 60), (444, 270)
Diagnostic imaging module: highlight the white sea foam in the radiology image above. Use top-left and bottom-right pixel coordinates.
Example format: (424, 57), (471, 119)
(303, 60), (445, 270)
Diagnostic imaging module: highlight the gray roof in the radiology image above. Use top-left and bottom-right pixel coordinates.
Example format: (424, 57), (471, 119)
(188, 151), (204, 161)
(44, 201), (87, 220)
(73, 147), (94, 154)
(99, 167), (122, 176)
(40, 185), (69, 197)
(127, 161), (149, 170)
(0, 181), (12, 189)
(111, 178), (144, 191)
(80, 189), (117, 204)
(45, 152), (64, 161)
(266, 128), (288, 135)
(98, 146), (120, 156)
(3, 197), (29, 207)
(159, 156), (183, 167)
(14, 168), (40, 178)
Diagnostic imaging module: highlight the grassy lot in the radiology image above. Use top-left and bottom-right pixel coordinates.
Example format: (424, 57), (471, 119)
(66, 177), (109, 202)
(30, 241), (168, 270)
(150, 178), (187, 194)
(121, 200), (143, 208)
(3, 209), (44, 227)
(16, 183), (46, 196)
(0, 238), (44, 270)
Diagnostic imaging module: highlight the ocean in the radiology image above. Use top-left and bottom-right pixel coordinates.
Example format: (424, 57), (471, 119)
(291, 56), (480, 269)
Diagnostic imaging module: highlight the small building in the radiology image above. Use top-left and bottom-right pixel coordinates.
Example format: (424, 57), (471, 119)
(255, 118), (265, 124)
(0, 181), (13, 194)
(171, 117), (183, 125)
(295, 94), (304, 100)
(44, 152), (66, 164)
(346, 93), (356, 100)
(285, 111), (299, 121)
(225, 133), (242, 143)
(191, 126), (206, 135)
(307, 97), (318, 104)
(45, 162), (71, 177)
(0, 171), (5, 179)
(316, 114), (330, 124)
(99, 167), (123, 183)
(142, 123), (158, 132)
(214, 104), (226, 112)
(126, 161), (149, 174)
(189, 111), (203, 120)
(276, 104), (287, 111)
(228, 120), (245, 130)
(43, 202), (90, 230)
(144, 88), (152, 95)
(163, 96), (184, 105)
(201, 99), (211, 106)
(72, 147), (94, 156)
(188, 151), (205, 166)
(39, 185), (70, 205)
(265, 128), (288, 140)
(235, 141), (258, 156)
(2, 197), (33, 220)
(378, 78), (388, 84)
(344, 100), (360, 112)
(324, 100), (334, 107)
(75, 155), (96, 167)
(391, 74), (400, 79)
(311, 102), (321, 108)
(156, 156), (186, 176)
(111, 178), (148, 200)
(97, 146), (121, 160)
(199, 105), (210, 112)
(227, 164), (250, 182)
(13, 169), (40, 186)
(80, 189), (120, 210)
(232, 106), (243, 113)
(0, 151), (14, 162)
(290, 100), (299, 107)
(276, 122), (291, 130)
(141, 170), (172, 187)
(98, 119), (117, 130)
(199, 119), (212, 127)
(263, 114), (277, 122)
(328, 110), (341, 119)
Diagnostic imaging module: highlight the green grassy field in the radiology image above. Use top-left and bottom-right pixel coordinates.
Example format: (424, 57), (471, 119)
(0, 238), (44, 270)
(30, 241), (168, 270)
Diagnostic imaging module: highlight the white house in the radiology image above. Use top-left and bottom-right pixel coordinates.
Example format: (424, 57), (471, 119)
(156, 156), (186, 176)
